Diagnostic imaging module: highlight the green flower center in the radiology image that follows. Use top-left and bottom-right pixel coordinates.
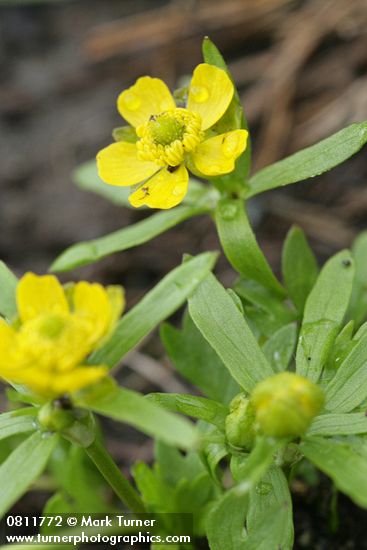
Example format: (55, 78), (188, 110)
(136, 108), (203, 167)
(150, 114), (185, 146)
(39, 315), (67, 340)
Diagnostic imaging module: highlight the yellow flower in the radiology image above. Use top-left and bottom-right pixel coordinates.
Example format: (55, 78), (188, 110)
(97, 64), (249, 209)
(0, 273), (124, 399)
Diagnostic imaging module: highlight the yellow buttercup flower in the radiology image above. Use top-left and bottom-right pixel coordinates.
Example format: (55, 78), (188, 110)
(0, 273), (124, 399)
(97, 63), (249, 209)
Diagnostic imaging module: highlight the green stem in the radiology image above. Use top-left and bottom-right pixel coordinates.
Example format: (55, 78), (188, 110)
(85, 439), (145, 514)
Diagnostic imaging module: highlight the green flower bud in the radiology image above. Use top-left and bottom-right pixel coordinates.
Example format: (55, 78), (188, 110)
(38, 398), (75, 432)
(225, 393), (256, 450)
(38, 398), (95, 447)
(251, 372), (324, 438)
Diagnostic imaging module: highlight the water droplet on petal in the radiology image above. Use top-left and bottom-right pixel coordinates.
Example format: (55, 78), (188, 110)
(172, 185), (184, 197)
(218, 202), (238, 220)
(123, 92), (141, 111)
(222, 133), (239, 158)
(191, 85), (209, 103)
(160, 99), (173, 111)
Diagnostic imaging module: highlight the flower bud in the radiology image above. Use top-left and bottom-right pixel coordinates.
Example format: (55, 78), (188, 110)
(225, 393), (256, 450)
(38, 398), (75, 432)
(251, 372), (324, 438)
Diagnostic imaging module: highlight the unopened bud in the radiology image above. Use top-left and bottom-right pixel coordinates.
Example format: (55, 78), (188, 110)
(251, 372), (324, 438)
(225, 393), (256, 450)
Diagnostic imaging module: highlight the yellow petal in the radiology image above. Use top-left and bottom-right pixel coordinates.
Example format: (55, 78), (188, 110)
(187, 64), (234, 131)
(13, 365), (107, 398)
(118, 76), (176, 128)
(51, 366), (108, 396)
(97, 142), (158, 187)
(106, 286), (125, 326)
(129, 165), (189, 209)
(17, 273), (69, 323)
(0, 320), (20, 375)
(191, 130), (248, 176)
(72, 282), (112, 344)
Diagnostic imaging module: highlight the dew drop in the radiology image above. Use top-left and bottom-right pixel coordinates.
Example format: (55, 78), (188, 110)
(172, 185), (184, 197)
(255, 482), (272, 495)
(160, 99), (173, 111)
(123, 91), (141, 111)
(190, 85), (209, 103)
(218, 202), (238, 220)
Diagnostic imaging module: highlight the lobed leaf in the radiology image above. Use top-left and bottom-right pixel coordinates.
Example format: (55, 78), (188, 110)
(295, 250), (355, 382)
(89, 252), (217, 367)
(246, 121), (367, 198)
(207, 437), (281, 550)
(188, 273), (274, 393)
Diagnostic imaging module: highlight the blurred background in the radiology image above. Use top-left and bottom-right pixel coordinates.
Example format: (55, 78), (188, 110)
(1, 0), (367, 546)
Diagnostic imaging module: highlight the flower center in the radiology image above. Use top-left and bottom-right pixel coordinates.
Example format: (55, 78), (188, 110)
(38, 314), (67, 340)
(136, 108), (202, 167)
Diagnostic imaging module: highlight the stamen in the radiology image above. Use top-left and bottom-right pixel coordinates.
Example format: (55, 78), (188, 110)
(137, 108), (203, 166)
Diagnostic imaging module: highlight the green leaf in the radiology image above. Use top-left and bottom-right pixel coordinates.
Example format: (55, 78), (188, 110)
(0, 261), (18, 319)
(235, 279), (295, 328)
(348, 232), (367, 326)
(262, 323), (297, 372)
(246, 121), (367, 198)
(215, 199), (284, 296)
(230, 437), (281, 485)
(51, 205), (209, 272)
(202, 37), (251, 180)
(0, 408), (37, 441)
(0, 431), (57, 518)
(155, 441), (206, 485)
(325, 332), (367, 412)
(89, 252), (217, 367)
(206, 487), (248, 550)
(199, 424), (228, 484)
(281, 226), (318, 313)
(242, 504), (293, 550)
(146, 393), (228, 429)
(247, 466), (293, 550)
(75, 384), (198, 451)
(301, 436), (367, 508)
(295, 250), (355, 382)
(307, 413), (367, 436)
(207, 437), (280, 550)
(188, 273), (274, 392)
(160, 313), (239, 404)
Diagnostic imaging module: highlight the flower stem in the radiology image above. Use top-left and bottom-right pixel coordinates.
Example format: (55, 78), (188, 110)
(85, 439), (145, 514)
